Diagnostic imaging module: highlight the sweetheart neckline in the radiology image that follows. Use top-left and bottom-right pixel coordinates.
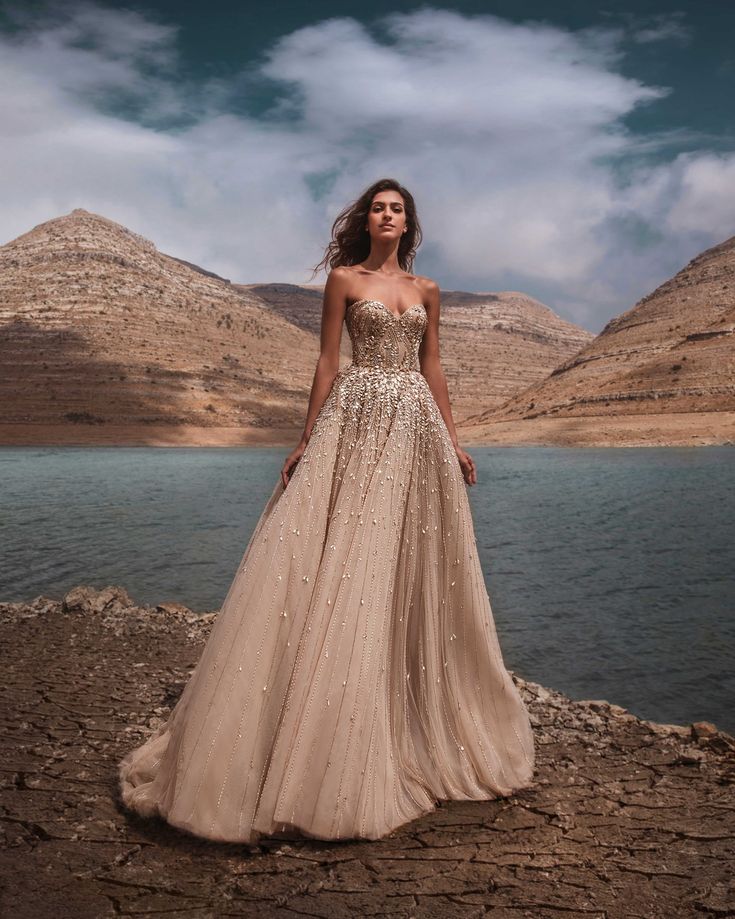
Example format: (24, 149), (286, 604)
(348, 298), (426, 321)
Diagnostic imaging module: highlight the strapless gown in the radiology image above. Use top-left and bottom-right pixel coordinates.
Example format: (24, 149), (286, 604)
(118, 297), (535, 843)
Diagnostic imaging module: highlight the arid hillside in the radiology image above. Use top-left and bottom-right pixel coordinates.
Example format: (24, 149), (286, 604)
(474, 235), (735, 428)
(0, 209), (319, 443)
(0, 205), (593, 445)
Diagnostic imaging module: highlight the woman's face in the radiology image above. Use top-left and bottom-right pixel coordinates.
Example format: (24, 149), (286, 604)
(366, 191), (407, 241)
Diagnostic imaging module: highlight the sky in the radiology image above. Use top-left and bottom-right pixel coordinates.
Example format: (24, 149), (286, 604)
(1, 0), (734, 332)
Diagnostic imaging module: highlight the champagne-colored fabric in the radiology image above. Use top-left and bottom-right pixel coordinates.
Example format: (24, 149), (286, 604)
(118, 298), (535, 843)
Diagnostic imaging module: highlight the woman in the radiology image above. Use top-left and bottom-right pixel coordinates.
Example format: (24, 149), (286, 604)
(118, 177), (535, 843)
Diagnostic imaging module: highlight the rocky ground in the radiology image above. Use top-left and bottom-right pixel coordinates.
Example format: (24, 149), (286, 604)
(1, 585), (733, 919)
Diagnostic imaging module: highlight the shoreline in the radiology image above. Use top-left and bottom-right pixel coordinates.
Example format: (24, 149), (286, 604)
(1, 410), (735, 448)
(1, 584), (733, 917)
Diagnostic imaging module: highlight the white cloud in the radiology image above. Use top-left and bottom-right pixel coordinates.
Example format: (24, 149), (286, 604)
(0, 2), (733, 331)
(628, 13), (690, 46)
(664, 153), (735, 235)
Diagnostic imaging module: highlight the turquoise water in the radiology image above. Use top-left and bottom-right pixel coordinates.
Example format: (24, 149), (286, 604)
(1, 445), (733, 734)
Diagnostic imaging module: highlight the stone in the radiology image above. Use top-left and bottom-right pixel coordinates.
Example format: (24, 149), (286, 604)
(62, 584), (134, 614)
(691, 720), (719, 741)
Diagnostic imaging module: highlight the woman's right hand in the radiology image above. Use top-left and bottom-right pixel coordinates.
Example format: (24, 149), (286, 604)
(281, 441), (307, 488)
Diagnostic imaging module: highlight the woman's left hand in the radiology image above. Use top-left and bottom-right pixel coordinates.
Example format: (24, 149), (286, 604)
(455, 446), (477, 486)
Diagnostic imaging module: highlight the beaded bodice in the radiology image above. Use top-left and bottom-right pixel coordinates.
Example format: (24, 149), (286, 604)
(345, 299), (427, 372)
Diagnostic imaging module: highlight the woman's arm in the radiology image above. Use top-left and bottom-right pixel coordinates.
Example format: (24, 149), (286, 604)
(418, 279), (460, 446)
(418, 279), (477, 485)
(298, 267), (349, 444)
(281, 268), (349, 487)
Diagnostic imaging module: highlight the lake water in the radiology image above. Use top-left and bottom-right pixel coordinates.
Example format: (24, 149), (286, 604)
(1, 445), (733, 734)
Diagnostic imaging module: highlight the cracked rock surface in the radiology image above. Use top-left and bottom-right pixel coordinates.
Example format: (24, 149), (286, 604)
(1, 585), (734, 918)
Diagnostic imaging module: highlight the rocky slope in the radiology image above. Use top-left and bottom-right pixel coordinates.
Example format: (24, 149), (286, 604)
(0, 210), (592, 445)
(1, 584), (733, 918)
(475, 235), (735, 428)
(242, 283), (594, 421)
(0, 209), (319, 439)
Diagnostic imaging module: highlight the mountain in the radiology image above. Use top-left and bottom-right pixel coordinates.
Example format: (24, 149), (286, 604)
(475, 235), (735, 429)
(0, 209), (319, 444)
(234, 283), (355, 365)
(239, 284), (593, 423)
(0, 208), (592, 445)
(426, 290), (592, 418)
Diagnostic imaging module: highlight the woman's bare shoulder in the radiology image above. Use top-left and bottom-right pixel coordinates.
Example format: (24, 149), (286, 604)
(324, 265), (353, 295)
(414, 274), (440, 298)
(329, 265), (353, 278)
